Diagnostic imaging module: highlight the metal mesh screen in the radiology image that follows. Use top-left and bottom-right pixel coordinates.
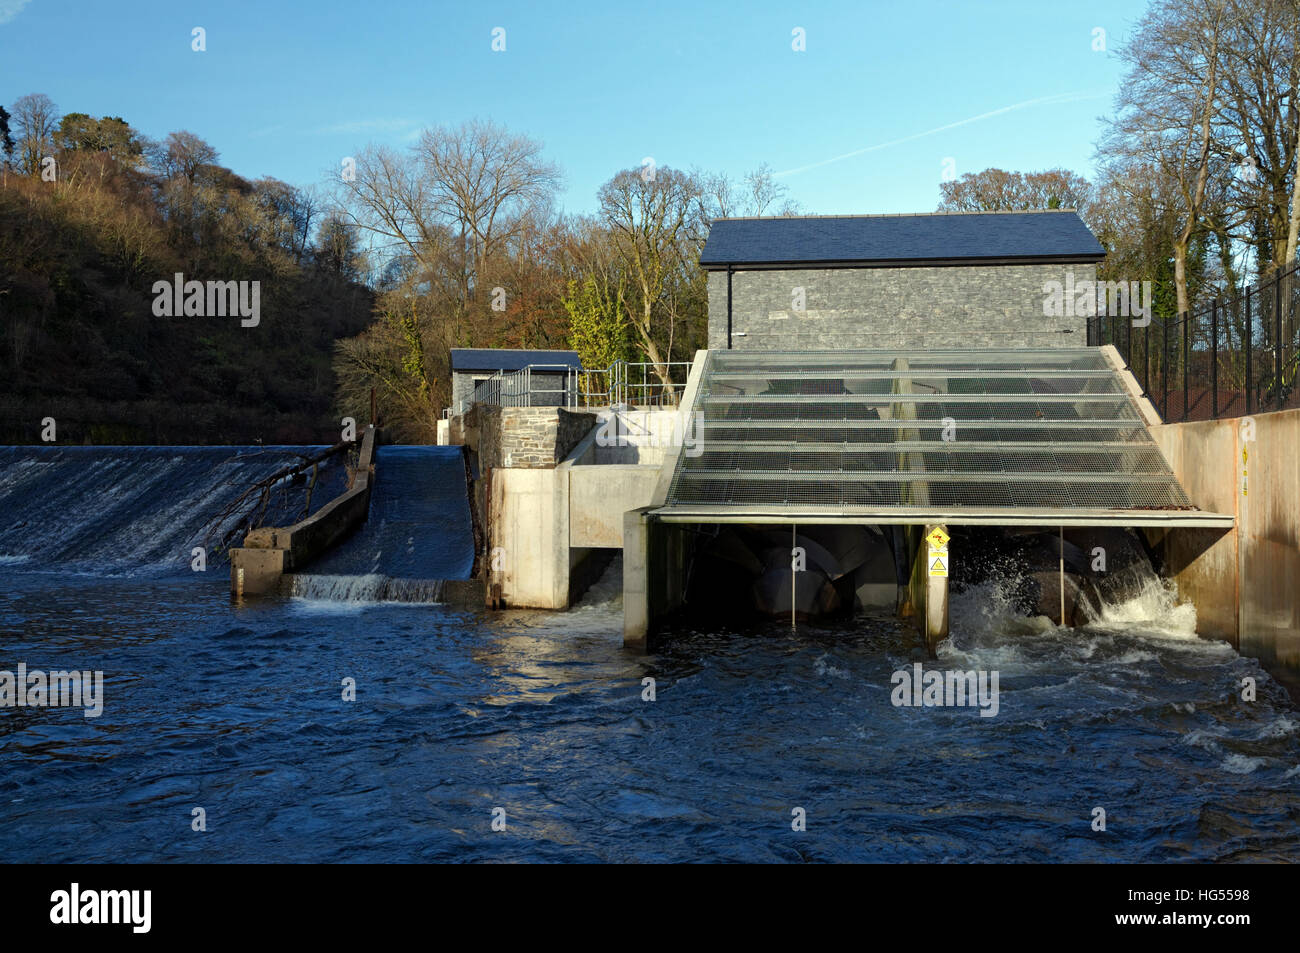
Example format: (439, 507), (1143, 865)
(664, 348), (1193, 511)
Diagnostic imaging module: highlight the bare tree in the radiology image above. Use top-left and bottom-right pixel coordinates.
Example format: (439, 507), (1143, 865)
(1102, 0), (1234, 314)
(10, 93), (59, 176)
(159, 130), (219, 183)
(336, 145), (444, 267)
(416, 119), (561, 305)
(698, 163), (798, 224)
(1203, 0), (1299, 275)
(938, 168), (1094, 216)
(598, 166), (701, 392)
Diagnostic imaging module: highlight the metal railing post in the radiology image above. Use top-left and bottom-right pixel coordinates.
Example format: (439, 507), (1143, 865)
(1162, 314), (1169, 418)
(1143, 321), (1150, 396)
(1126, 310), (1132, 367)
(1246, 286), (1253, 414)
(1276, 269), (1284, 411)
(1182, 311), (1188, 422)
(1211, 299), (1218, 418)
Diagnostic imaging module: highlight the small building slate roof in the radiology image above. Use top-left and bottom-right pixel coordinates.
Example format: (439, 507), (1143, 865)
(450, 348), (582, 373)
(699, 210), (1106, 269)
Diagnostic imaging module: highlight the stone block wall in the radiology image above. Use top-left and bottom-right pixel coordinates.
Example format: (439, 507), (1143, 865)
(465, 406), (595, 469)
(707, 262), (1096, 351)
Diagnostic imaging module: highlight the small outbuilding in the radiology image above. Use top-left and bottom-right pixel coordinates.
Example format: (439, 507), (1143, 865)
(699, 210), (1106, 351)
(449, 348), (582, 413)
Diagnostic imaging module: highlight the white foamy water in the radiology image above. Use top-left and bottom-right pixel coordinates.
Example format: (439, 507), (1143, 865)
(491, 555), (625, 639)
(1221, 754), (1269, 774)
(1081, 574), (1198, 639)
(949, 561), (1201, 649)
(288, 573), (446, 609)
(0, 446), (348, 575)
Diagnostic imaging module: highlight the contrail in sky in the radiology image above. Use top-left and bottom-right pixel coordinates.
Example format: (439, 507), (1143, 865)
(773, 90), (1110, 178)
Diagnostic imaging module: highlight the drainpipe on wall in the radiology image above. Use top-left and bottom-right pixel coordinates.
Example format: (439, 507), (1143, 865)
(726, 265), (733, 350)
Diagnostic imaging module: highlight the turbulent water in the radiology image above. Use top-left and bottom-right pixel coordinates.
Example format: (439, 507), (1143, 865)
(1, 447), (1299, 862)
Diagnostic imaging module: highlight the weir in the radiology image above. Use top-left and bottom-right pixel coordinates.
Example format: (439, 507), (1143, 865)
(0, 444), (351, 574)
(0, 436), (481, 606)
(287, 445), (477, 604)
(624, 346), (1235, 653)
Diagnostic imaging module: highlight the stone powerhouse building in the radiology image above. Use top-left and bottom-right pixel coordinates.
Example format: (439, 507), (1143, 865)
(701, 210), (1106, 351)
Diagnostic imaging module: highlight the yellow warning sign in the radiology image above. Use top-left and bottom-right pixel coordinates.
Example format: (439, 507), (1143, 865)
(925, 527), (950, 548)
(929, 554), (948, 577)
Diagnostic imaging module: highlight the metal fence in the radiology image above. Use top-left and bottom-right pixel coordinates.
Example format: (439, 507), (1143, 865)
(465, 364), (576, 413)
(1087, 262), (1300, 423)
(451, 359), (694, 416)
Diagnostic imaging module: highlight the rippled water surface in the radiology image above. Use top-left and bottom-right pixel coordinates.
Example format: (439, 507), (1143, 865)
(2, 561), (1298, 863)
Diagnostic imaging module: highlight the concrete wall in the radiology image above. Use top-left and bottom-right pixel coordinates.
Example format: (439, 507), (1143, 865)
(569, 465), (663, 547)
(486, 458), (661, 605)
(623, 508), (690, 651)
(1150, 409), (1300, 697)
(479, 408), (665, 608)
(591, 407), (695, 466)
(707, 263), (1096, 351)
(1147, 419), (1240, 643)
(488, 466), (570, 608)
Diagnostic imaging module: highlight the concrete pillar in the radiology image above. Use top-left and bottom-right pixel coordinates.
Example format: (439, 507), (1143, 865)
(230, 547), (286, 597)
(623, 507), (653, 650)
(925, 525), (956, 657)
(923, 524), (950, 656)
(891, 358), (929, 507)
(903, 524), (949, 656)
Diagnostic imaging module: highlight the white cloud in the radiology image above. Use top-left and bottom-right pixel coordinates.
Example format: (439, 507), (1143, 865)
(0, 0), (32, 26)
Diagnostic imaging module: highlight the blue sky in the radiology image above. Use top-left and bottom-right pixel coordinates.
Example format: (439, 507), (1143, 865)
(1, 0), (1144, 215)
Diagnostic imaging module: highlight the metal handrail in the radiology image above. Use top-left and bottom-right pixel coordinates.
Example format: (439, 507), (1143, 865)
(450, 358), (694, 415)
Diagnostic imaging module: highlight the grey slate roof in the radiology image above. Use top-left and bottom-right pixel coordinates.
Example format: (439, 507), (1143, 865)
(450, 348), (581, 373)
(699, 210), (1106, 268)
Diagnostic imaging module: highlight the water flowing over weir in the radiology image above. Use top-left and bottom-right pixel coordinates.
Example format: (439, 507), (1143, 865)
(288, 446), (474, 605)
(0, 446), (347, 575)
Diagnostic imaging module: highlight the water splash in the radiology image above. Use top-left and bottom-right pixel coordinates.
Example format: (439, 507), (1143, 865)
(1078, 571), (1198, 640)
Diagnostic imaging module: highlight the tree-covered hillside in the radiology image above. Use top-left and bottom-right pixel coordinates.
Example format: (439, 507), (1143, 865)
(1, 97), (374, 444)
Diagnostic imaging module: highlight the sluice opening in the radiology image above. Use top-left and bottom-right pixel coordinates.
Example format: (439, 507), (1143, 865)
(672, 520), (1180, 641)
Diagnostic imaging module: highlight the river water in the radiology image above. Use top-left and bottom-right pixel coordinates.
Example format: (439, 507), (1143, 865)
(1, 447), (1298, 862)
